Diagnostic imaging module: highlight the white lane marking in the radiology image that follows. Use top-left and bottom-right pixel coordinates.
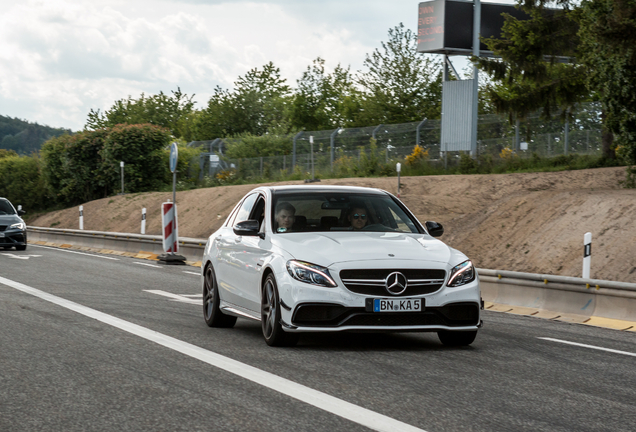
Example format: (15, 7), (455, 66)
(30, 244), (119, 260)
(133, 262), (162, 268)
(2, 253), (29, 260)
(1, 275), (426, 432)
(539, 337), (636, 357)
(181, 294), (202, 298)
(144, 289), (201, 304)
(183, 271), (200, 276)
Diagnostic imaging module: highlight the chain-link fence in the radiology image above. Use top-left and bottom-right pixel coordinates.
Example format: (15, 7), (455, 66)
(189, 101), (604, 180)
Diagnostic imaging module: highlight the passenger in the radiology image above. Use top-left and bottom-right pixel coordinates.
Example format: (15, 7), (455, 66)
(348, 206), (368, 230)
(275, 201), (296, 232)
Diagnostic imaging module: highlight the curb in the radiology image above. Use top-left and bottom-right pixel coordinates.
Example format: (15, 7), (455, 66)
(29, 240), (203, 268)
(484, 301), (636, 332)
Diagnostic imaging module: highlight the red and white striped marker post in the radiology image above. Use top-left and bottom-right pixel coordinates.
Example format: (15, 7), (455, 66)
(161, 202), (178, 253)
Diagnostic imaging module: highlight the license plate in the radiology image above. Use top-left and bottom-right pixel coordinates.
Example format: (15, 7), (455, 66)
(365, 298), (423, 312)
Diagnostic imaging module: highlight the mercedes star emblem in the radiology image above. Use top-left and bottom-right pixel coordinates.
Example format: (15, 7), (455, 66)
(385, 271), (408, 295)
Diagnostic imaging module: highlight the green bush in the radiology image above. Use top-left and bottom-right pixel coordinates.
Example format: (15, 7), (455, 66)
(102, 124), (172, 193)
(0, 154), (46, 211)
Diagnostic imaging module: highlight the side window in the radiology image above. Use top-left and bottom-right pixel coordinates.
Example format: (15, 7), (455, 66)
(249, 195), (266, 231)
(233, 193), (258, 226)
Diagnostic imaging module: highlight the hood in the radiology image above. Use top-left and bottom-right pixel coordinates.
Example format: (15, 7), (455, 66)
(0, 214), (23, 227)
(273, 231), (453, 267)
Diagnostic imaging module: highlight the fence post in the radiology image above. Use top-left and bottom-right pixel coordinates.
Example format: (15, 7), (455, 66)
(416, 118), (427, 148)
(330, 128), (340, 171)
(564, 115), (569, 155)
(372, 124), (383, 141)
(292, 131), (303, 169)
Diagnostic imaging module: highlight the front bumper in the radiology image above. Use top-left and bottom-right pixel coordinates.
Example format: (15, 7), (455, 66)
(283, 301), (481, 333)
(0, 229), (27, 248)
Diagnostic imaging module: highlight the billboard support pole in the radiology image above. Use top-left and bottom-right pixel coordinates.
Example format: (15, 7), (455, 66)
(471, 0), (481, 158)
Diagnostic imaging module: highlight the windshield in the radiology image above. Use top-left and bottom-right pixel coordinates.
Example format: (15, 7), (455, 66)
(271, 192), (421, 234)
(0, 199), (16, 215)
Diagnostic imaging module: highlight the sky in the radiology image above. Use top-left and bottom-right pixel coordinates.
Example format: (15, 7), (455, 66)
(0, 0), (482, 132)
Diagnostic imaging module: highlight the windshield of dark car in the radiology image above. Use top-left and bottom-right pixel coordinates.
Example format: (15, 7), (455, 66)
(0, 200), (16, 215)
(271, 192), (421, 234)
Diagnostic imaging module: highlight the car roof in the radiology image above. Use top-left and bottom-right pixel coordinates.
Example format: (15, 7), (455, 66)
(260, 185), (389, 195)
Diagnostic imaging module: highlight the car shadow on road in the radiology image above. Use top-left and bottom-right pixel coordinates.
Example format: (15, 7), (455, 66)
(232, 321), (476, 352)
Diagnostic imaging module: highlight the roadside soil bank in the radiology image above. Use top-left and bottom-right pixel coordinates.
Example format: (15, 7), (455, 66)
(29, 166), (636, 282)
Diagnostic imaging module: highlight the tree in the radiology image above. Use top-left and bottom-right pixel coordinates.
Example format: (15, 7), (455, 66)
(354, 23), (443, 125)
(475, 2), (618, 159)
(289, 57), (358, 131)
(578, 0), (636, 167)
(86, 88), (195, 139)
(193, 62), (292, 140)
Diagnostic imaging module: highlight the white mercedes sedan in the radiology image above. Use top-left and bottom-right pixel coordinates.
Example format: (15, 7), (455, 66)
(202, 185), (482, 347)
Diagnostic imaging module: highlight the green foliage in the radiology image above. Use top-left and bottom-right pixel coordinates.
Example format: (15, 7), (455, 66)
(0, 115), (72, 155)
(162, 141), (204, 188)
(224, 132), (293, 159)
(194, 62), (292, 139)
(86, 88), (195, 139)
(0, 154), (47, 211)
(476, 5), (588, 122)
(102, 124), (172, 193)
(290, 57), (357, 130)
(578, 0), (636, 166)
(354, 23), (443, 125)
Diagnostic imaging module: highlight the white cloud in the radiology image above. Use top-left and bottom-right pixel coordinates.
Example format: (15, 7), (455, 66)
(0, 0), (417, 131)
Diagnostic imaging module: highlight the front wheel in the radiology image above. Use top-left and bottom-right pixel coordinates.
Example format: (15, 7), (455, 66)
(261, 274), (298, 347)
(438, 330), (477, 346)
(16, 245), (27, 251)
(203, 265), (236, 328)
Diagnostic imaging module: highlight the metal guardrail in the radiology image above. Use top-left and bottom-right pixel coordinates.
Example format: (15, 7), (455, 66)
(26, 227), (636, 322)
(478, 268), (636, 297)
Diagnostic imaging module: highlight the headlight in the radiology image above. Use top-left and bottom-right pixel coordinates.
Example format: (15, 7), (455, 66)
(286, 260), (337, 288)
(9, 222), (25, 230)
(447, 260), (475, 287)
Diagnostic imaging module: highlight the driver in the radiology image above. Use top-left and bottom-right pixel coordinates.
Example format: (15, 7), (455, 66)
(275, 201), (296, 232)
(348, 205), (368, 230)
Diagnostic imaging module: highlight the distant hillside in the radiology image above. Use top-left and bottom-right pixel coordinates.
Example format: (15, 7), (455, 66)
(0, 115), (73, 154)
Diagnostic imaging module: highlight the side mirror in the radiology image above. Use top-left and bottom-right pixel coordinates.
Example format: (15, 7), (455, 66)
(425, 221), (444, 238)
(233, 220), (263, 238)
(17, 205), (25, 216)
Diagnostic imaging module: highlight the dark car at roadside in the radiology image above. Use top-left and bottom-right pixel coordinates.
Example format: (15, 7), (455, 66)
(0, 198), (27, 251)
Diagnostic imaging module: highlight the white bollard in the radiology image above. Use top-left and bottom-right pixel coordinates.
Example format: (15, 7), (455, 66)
(396, 162), (402, 197)
(141, 207), (146, 234)
(583, 232), (592, 279)
(79, 205), (84, 230)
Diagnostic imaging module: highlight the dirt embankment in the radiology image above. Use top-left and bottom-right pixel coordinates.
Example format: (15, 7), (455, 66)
(29, 166), (636, 282)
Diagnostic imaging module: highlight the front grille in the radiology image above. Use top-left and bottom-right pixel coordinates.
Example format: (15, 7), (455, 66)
(339, 268), (446, 296)
(291, 302), (480, 328)
(0, 226), (6, 232)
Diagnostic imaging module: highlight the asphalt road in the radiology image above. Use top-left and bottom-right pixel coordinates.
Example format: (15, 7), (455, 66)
(1, 245), (635, 432)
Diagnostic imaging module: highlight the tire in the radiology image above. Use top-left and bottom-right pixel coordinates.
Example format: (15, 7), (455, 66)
(261, 274), (298, 347)
(438, 330), (477, 346)
(202, 265), (236, 328)
(16, 245), (26, 251)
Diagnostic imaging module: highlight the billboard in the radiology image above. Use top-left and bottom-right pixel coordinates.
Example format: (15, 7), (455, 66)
(417, 0), (529, 55)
